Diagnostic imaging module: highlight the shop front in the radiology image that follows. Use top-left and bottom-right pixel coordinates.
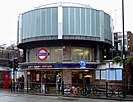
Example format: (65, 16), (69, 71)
(20, 63), (97, 93)
(18, 46), (98, 93)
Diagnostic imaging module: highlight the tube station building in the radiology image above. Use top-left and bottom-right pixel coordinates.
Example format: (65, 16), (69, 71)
(17, 2), (113, 88)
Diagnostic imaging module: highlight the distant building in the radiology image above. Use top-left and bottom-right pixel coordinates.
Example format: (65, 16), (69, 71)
(113, 31), (133, 57)
(0, 45), (21, 88)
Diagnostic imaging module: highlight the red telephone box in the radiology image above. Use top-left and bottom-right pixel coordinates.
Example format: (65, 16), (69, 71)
(4, 71), (10, 89)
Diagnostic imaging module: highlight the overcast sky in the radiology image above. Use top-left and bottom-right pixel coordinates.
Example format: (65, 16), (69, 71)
(0, 0), (132, 46)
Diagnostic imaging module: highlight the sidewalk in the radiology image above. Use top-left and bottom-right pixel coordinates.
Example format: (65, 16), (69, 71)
(1, 89), (133, 101)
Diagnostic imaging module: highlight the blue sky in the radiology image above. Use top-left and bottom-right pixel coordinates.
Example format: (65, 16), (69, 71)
(0, 0), (131, 46)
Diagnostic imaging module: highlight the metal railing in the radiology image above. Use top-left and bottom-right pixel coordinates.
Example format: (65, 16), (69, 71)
(9, 81), (133, 99)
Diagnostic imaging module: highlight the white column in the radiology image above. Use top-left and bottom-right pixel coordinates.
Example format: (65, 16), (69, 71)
(100, 11), (104, 41)
(58, 4), (63, 39)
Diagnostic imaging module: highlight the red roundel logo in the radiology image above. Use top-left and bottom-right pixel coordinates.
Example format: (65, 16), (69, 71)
(37, 48), (50, 61)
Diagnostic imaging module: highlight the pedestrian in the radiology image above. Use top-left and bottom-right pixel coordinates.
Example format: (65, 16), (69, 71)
(17, 76), (21, 90)
(57, 75), (61, 93)
(20, 75), (24, 90)
(42, 74), (49, 93)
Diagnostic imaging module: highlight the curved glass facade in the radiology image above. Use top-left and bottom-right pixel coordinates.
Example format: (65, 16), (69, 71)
(18, 3), (113, 44)
(21, 7), (58, 39)
(63, 7), (100, 37)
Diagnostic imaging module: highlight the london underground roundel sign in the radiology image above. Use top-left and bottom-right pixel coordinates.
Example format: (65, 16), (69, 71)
(37, 48), (50, 61)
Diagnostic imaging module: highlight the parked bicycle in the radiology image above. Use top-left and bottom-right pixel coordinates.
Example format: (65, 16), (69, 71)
(64, 84), (79, 95)
(16, 82), (21, 91)
(109, 85), (125, 98)
(30, 84), (41, 93)
(64, 84), (71, 95)
(80, 85), (98, 96)
(92, 86), (113, 97)
(71, 85), (79, 95)
(93, 85), (125, 98)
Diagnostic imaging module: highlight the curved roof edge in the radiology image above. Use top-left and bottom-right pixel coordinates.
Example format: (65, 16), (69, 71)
(35, 2), (93, 9)
(19, 1), (111, 17)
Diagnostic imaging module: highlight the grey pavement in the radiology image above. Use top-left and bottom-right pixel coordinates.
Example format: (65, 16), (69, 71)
(0, 89), (133, 102)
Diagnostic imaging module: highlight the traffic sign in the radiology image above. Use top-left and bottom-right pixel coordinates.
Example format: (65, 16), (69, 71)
(80, 59), (86, 68)
(37, 48), (50, 61)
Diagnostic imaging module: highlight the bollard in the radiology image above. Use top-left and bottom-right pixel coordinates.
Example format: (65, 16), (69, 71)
(62, 81), (64, 95)
(42, 84), (45, 94)
(27, 80), (29, 93)
(11, 80), (12, 92)
(106, 82), (108, 97)
(13, 81), (15, 93)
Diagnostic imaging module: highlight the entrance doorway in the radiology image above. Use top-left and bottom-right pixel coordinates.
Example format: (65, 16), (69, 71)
(27, 69), (62, 94)
(72, 69), (93, 87)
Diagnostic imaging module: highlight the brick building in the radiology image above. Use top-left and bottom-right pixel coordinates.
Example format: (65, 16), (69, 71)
(113, 31), (133, 57)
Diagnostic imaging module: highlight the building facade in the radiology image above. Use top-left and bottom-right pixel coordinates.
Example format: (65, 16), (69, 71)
(114, 31), (133, 57)
(113, 31), (133, 90)
(0, 44), (21, 88)
(17, 2), (113, 88)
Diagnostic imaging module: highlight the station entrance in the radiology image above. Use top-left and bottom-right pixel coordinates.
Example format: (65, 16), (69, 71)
(25, 69), (94, 93)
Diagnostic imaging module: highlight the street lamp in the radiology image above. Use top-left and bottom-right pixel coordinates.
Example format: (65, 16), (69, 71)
(122, 0), (126, 98)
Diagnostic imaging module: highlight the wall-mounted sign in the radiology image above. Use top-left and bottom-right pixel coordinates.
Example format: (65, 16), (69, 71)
(80, 59), (86, 68)
(36, 48), (50, 61)
(20, 63), (96, 69)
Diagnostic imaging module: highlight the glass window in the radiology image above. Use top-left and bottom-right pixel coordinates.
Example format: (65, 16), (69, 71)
(22, 15), (25, 39)
(63, 46), (71, 61)
(84, 48), (90, 61)
(75, 8), (80, 34)
(31, 10), (37, 38)
(71, 48), (84, 62)
(91, 10), (95, 36)
(106, 68), (122, 81)
(28, 12), (32, 38)
(124, 39), (127, 45)
(36, 9), (41, 36)
(47, 8), (51, 35)
(81, 8), (85, 34)
(95, 70), (106, 80)
(104, 14), (112, 41)
(90, 48), (95, 61)
(95, 70), (100, 79)
(29, 47), (95, 62)
(29, 47), (63, 62)
(86, 8), (90, 36)
(101, 70), (106, 80)
(71, 47), (94, 62)
(116, 69), (122, 80)
(41, 9), (46, 35)
(96, 68), (122, 81)
(70, 8), (74, 34)
(63, 8), (68, 35)
(52, 8), (58, 35)
(96, 11), (100, 37)
(109, 69), (115, 80)
(32, 10), (38, 37)
(50, 47), (63, 62)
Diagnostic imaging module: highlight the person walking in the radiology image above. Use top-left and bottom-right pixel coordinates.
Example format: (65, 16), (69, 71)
(42, 74), (49, 93)
(20, 75), (24, 90)
(57, 75), (61, 93)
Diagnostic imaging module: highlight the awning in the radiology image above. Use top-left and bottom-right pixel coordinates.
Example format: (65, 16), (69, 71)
(84, 75), (92, 78)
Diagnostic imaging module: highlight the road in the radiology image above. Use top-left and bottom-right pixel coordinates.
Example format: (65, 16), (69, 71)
(0, 90), (132, 102)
